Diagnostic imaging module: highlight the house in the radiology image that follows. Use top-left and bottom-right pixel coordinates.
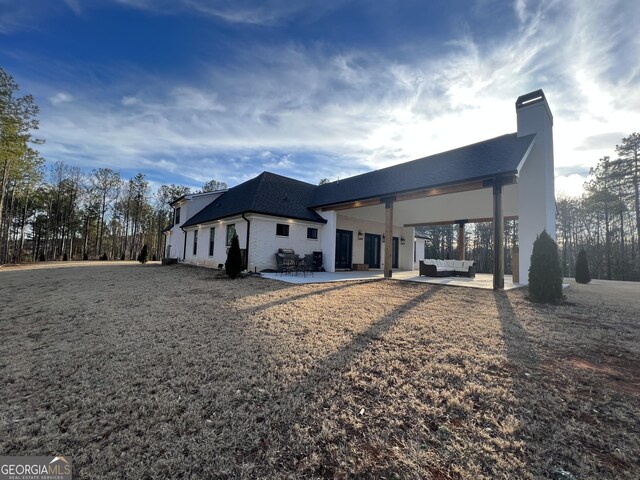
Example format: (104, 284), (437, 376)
(163, 189), (227, 261)
(163, 90), (555, 289)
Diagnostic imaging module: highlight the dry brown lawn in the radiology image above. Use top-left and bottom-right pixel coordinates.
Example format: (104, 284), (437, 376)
(1, 262), (639, 479)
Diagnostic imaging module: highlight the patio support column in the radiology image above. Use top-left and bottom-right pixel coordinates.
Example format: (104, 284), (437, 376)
(456, 221), (467, 260)
(383, 197), (394, 278)
(493, 180), (505, 290)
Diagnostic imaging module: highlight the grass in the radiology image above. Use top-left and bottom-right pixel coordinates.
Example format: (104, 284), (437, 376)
(1, 262), (639, 479)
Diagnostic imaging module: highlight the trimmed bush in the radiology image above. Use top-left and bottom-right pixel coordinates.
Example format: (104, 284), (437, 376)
(152, 254), (157, 261)
(83, 253), (88, 261)
(39, 252), (45, 262)
(101, 253), (108, 261)
(575, 248), (591, 284)
(225, 233), (243, 279)
(63, 252), (68, 261)
(528, 230), (564, 303)
(139, 245), (149, 264)
(120, 253), (125, 261)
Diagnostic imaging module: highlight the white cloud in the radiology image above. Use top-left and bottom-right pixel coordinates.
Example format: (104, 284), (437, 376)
(49, 92), (73, 105)
(30, 0), (640, 196)
(121, 96), (139, 106)
(64, 0), (82, 15)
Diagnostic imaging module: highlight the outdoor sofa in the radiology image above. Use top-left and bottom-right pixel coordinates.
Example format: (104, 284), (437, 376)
(419, 259), (476, 278)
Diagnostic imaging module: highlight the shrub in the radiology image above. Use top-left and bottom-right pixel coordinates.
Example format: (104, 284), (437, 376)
(101, 253), (108, 261)
(575, 248), (591, 284)
(152, 254), (157, 261)
(63, 252), (68, 261)
(139, 245), (149, 264)
(528, 230), (564, 303)
(83, 253), (88, 261)
(39, 252), (45, 262)
(120, 253), (125, 261)
(225, 233), (243, 279)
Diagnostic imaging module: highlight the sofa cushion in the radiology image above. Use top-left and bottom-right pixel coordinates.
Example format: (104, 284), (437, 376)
(435, 266), (454, 272)
(424, 259), (436, 265)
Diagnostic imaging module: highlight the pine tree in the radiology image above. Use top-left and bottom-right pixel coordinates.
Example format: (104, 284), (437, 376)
(575, 249), (591, 284)
(528, 230), (564, 303)
(225, 233), (242, 278)
(139, 244), (148, 264)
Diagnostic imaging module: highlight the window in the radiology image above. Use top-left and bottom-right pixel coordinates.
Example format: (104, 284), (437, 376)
(307, 227), (318, 239)
(175, 207), (181, 225)
(193, 230), (198, 255)
(276, 223), (289, 236)
(209, 227), (215, 256)
(226, 224), (236, 246)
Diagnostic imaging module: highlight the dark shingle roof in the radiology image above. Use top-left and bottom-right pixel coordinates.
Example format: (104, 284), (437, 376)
(311, 133), (535, 207)
(182, 172), (327, 228)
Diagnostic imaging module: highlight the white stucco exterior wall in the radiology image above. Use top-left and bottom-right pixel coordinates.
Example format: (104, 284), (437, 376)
(414, 238), (427, 269)
(319, 210), (337, 272)
(400, 227), (415, 270)
(164, 191), (225, 260)
(516, 94), (556, 284)
(183, 217), (247, 267)
(247, 215), (324, 271)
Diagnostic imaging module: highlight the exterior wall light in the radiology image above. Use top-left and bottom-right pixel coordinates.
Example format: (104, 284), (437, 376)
(358, 230), (363, 240)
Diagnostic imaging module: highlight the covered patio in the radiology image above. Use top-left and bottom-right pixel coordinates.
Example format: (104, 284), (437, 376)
(312, 90), (556, 290)
(260, 270), (523, 290)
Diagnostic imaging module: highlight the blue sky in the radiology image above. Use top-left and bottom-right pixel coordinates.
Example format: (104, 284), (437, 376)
(1, 0), (639, 196)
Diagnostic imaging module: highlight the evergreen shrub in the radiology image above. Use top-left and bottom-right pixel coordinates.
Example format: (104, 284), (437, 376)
(575, 249), (591, 284)
(139, 245), (149, 264)
(528, 230), (564, 303)
(225, 234), (243, 279)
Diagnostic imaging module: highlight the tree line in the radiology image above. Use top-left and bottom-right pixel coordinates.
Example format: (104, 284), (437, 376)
(557, 133), (640, 281)
(0, 67), (227, 264)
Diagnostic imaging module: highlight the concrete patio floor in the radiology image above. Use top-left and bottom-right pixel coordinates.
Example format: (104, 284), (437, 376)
(260, 270), (524, 290)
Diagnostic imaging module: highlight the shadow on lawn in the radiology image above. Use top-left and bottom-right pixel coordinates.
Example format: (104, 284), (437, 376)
(494, 290), (538, 367)
(239, 278), (383, 313)
(288, 284), (443, 398)
(256, 284), (445, 474)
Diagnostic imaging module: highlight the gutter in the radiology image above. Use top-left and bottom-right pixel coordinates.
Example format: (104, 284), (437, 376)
(180, 226), (187, 261)
(241, 212), (251, 271)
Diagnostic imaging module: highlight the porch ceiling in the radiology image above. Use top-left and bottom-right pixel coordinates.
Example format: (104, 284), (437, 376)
(334, 184), (519, 226)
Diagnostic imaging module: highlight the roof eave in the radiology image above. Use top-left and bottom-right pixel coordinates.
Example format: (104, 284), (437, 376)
(182, 209), (327, 228)
(310, 171), (520, 210)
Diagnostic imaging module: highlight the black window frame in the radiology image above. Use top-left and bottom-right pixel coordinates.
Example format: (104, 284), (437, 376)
(193, 229), (198, 255)
(209, 227), (215, 256)
(307, 227), (318, 239)
(175, 207), (181, 225)
(226, 224), (236, 246)
(276, 223), (290, 237)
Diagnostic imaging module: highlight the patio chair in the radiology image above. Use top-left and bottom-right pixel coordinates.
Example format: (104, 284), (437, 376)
(299, 254), (315, 277)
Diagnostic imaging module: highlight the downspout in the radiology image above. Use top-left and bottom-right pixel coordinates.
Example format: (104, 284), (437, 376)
(181, 226), (187, 261)
(241, 213), (251, 271)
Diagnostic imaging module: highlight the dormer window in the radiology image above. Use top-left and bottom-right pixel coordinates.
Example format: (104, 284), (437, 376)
(175, 207), (181, 225)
